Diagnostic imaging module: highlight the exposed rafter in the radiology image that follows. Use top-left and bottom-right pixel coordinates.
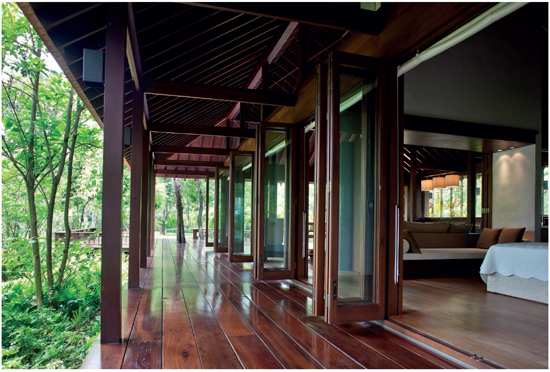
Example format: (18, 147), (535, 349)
(189, 3), (384, 35)
(152, 145), (231, 156)
(143, 80), (296, 107)
(149, 122), (255, 138)
(155, 169), (215, 177)
(154, 159), (224, 168)
(226, 21), (298, 120)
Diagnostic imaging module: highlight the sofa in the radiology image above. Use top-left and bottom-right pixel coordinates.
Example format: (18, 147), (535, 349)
(402, 221), (487, 279)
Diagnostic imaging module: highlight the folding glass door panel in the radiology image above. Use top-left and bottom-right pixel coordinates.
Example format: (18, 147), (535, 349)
(229, 151), (254, 262)
(205, 177), (214, 247)
(325, 52), (385, 324)
(254, 123), (296, 280)
(214, 167), (229, 253)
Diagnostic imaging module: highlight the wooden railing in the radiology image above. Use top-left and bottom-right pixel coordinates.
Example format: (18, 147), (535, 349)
(54, 229), (130, 247)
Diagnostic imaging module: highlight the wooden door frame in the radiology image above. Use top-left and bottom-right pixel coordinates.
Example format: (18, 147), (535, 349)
(229, 151), (255, 262)
(313, 63), (328, 316)
(213, 166), (229, 253)
(205, 176), (214, 247)
(254, 122), (298, 280)
(325, 51), (396, 324)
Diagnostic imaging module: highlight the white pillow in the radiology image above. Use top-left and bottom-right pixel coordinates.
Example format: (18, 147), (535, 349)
(403, 239), (410, 253)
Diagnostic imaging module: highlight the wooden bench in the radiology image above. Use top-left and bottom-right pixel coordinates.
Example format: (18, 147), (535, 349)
(192, 228), (199, 240)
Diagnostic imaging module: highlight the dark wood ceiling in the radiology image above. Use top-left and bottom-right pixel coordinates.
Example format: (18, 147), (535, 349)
(26, 2), (351, 169)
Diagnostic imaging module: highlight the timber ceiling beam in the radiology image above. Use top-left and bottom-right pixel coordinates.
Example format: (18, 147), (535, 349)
(155, 169), (215, 177)
(143, 80), (296, 107)
(226, 21), (299, 120)
(189, 3), (384, 35)
(154, 159), (224, 168)
(152, 145), (231, 156)
(149, 122), (255, 138)
(127, 4), (149, 124)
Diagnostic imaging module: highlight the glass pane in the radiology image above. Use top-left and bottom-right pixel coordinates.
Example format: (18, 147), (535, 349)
(264, 130), (291, 270)
(337, 75), (376, 302)
(208, 178), (215, 240)
(234, 155), (253, 256)
(217, 169), (229, 247)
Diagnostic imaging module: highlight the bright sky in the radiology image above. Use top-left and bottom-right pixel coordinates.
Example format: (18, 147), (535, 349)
(44, 52), (63, 73)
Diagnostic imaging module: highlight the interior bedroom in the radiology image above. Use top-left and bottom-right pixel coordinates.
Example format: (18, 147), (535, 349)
(390, 3), (548, 369)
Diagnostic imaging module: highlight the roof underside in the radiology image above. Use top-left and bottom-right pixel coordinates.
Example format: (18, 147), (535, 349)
(28, 2), (351, 173)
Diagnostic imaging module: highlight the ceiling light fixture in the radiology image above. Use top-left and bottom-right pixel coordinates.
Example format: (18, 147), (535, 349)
(433, 176), (446, 189)
(421, 179), (433, 191)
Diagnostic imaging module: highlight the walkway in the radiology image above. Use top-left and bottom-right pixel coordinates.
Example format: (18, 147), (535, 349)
(82, 239), (488, 369)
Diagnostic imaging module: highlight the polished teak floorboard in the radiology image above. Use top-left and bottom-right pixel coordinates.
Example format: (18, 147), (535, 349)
(82, 239), (489, 369)
(392, 277), (548, 369)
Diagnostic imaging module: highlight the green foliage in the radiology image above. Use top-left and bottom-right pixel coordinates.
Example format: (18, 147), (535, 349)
(2, 241), (101, 369)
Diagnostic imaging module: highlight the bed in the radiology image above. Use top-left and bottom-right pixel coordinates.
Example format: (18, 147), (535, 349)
(479, 242), (548, 303)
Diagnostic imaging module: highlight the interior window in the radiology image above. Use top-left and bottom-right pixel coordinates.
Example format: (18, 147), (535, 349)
(426, 175), (468, 218)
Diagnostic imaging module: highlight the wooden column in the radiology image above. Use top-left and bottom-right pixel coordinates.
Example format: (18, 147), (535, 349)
(139, 130), (149, 267)
(313, 63), (327, 317)
(466, 152), (476, 227)
(410, 148), (418, 220)
(100, 3), (126, 344)
(147, 154), (153, 256)
(385, 66), (403, 317)
(128, 88), (143, 288)
(150, 174), (156, 253)
(481, 153), (492, 229)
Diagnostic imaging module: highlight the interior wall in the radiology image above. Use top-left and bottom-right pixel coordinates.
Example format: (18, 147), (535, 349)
(403, 4), (543, 133)
(492, 145), (536, 241)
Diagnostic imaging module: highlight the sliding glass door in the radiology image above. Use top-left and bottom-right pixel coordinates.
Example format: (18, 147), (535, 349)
(214, 166), (229, 253)
(229, 151), (254, 262)
(325, 52), (385, 323)
(254, 123), (297, 280)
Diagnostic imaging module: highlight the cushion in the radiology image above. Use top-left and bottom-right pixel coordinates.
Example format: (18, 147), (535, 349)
(476, 228), (503, 249)
(403, 221), (450, 233)
(403, 229), (421, 253)
(498, 227), (526, 243)
(403, 239), (410, 253)
(448, 223), (473, 233)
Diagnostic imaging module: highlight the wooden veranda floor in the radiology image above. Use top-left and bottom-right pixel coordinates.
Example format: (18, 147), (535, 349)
(82, 239), (483, 369)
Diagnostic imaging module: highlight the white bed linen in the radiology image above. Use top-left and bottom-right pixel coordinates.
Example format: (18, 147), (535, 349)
(480, 242), (548, 282)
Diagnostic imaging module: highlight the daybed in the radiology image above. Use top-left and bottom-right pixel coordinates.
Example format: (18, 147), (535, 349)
(480, 242), (548, 304)
(402, 221), (485, 279)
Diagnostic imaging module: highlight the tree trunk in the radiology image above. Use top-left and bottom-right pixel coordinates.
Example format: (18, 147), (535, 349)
(91, 211), (97, 228)
(195, 179), (204, 239)
(28, 71), (44, 308)
(186, 198), (190, 228)
(172, 178), (186, 244)
(44, 89), (75, 290)
(57, 105), (84, 287)
(161, 207), (168, 235)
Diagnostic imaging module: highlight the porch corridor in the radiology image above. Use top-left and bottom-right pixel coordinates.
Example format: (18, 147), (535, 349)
(83, 239), (471, 369)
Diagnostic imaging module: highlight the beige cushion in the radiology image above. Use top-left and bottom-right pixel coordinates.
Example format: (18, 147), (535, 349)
(476, 228), (503, 249)
(403, 221), (450, 233)
(413, 233), (480, 248)
(448, 223), (473, 233)
(403, 229), (421, 253)
(498, 227), (526, 243)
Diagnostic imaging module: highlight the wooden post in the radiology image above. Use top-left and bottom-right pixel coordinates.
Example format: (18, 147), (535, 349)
(386, 70), (404, 317)
(140, 130), (149, 267)
(466, 152), (476, 227)
(147, 154), (153, 256)
(101, 3), (126, 344)
(128, 88), (143, 288)
(313, 63), (327, 316)
(150, 174), (156, 253)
